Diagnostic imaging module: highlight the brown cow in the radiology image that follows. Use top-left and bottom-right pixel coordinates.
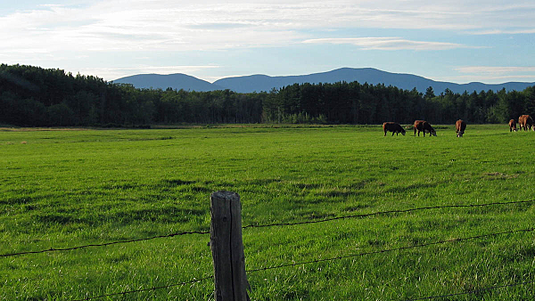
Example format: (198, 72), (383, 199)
(519, 115), (526, 131)
(455, 119), (466, 137)
(383, 122), (406, 136)
(509, 119), (517, 132)
(519, 115), (534, 131)
(413, 120), (437, 137)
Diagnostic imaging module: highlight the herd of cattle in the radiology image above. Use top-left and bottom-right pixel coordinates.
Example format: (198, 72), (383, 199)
(510, 115), (534, 132)
(382, 114), (534, 137)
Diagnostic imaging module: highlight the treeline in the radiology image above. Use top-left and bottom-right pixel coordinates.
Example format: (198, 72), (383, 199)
(1, 64), (534, 127)
(264, 82), (535, 124)
(0, 64), (263, 126)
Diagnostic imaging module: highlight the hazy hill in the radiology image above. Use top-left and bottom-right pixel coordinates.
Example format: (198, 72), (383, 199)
(113, 68), (535, 94)
(213, 68), (535, 94)
(112, 73), (225, 92)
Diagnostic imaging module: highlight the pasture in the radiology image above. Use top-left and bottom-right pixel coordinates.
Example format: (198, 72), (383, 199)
(1, 124), (534, 300)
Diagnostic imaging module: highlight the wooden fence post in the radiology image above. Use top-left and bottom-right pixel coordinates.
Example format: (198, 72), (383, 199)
(210, 191), (250, 301)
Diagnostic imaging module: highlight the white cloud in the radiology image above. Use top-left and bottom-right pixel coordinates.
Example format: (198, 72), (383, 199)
(467, 29), (535, 35)
(302, 37), (472, 51)
(456, 66), (535, 75)
(451, 66), (535, 83)
(3, 0), (534, 56)
(2, 0), (535, 81)
(72, 65), (221, 81)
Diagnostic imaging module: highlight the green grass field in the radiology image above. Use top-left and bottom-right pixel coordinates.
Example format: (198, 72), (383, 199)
(1, 124), (535, 300)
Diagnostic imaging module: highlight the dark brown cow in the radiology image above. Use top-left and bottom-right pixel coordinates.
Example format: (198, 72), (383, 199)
(519, 115), (534, 131)
(413, 120), (437, 137)
(455, 119), (466, 137)
(383, 122), (406, 136)
(527, 115), (534, 131)
(509, 119), (517, 132)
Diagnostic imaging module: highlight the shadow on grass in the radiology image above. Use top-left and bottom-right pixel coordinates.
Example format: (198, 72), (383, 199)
(384, 182), (441, 194)
(34, 206), (206, 225)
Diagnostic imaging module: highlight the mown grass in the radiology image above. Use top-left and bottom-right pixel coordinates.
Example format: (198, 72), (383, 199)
(1, 124), (534, 300)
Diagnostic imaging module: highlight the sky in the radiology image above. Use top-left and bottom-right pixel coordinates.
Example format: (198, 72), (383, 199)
(1, 0), (535, 84)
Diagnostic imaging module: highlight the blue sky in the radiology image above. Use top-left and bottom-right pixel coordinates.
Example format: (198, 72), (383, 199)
(2, 1), (535, 85)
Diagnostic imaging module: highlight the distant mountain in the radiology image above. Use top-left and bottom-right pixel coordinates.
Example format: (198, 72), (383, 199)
(112, 73), (225, 92)
(213, 68), (535, 94)
(113, 68), (535, 94)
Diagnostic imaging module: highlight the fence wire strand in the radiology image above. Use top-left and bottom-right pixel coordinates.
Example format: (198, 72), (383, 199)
(69, 275), (214, 301)
(1, 199), (533, 258)
(247, 227), (535, 273)
(0, 230), (209, 258)
(405, 279), (535, 300)
(242, 199), (535, 230)
(69, 226), (534, 300)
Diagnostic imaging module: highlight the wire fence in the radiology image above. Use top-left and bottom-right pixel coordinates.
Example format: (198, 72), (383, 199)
(69, 276), (214, 301)
(2, 198), (534, 300)
(3, 199), (532, 258)
(0, 230), (210, 258)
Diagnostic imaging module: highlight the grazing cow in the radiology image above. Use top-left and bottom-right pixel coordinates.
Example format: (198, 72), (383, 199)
(509, 119), (517, 132)
(518, 115), (526, 131)
(527, 115), (534, 131)
(383, 122), (406, 136)
(413, 120), (437, 137)
(456, 119), (466, 137)
(519, 115), (534, 131)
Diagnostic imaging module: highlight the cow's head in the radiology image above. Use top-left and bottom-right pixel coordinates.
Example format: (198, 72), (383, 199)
(457, 131), (464, 137)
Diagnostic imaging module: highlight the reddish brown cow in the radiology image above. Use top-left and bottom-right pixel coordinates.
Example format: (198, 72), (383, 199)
(519, 115), (526, 130)
(455, 119), (466, 137)
(509, 119), (517, 132)
(383, 122), (406, 136)
(413, 120), (437, 137)
(519, 115), (534, 131)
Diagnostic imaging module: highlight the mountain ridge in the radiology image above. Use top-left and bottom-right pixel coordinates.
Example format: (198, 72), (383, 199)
(113, 68), (535, 94)
(112, 73), (226, 92)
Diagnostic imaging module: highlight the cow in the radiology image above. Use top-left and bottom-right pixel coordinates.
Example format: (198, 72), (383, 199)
(455, 119), (466, 137)
(519, 115), (526, 131)
(509, 119), (517, 132)
(526, 115), (534, 131)
(413, 120), (437, 137)
(519, 115), (534, 131)
(383, 122), (406, 136)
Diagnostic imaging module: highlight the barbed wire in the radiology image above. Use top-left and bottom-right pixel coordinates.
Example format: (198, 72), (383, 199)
(2, 199), (533, 258)
(69, 275), (213, 301)
(405, 279), (535, 300)
(242, 199), (535, 230)
(246, 227), (535, 274)
(68, 227), (535, 300)
(0, 230), (209, 258)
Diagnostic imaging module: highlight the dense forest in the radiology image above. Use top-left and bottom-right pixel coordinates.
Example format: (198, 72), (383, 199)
(1, 64), (534, 127)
